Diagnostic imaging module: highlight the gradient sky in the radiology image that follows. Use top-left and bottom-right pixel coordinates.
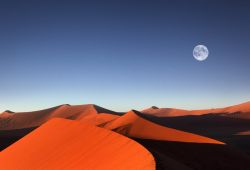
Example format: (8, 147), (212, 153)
(1, 0), (250, 112)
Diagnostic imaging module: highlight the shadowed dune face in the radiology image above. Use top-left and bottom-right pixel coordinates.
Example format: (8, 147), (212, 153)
(0, 127), (36, 151)
(104, 110), (224, 144)
(140, 101), (250, 154)
(140, 113), (250, 154)
(135, 138), (250, 170)
(0, 118), (155, 170)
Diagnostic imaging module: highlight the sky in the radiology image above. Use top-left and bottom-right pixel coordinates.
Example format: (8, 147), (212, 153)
(1, 0), (250, 112)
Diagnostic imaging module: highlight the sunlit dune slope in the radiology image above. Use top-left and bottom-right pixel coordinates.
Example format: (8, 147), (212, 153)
(142, 101), (250, 118)
(235, 131), (250, 136)
(0, 111), (14, 118)
(104, 110), (224, 144)
(142, 107), (189, 117)
(80, 113), (119, 127)
(0, 118), (155, 170)
(0, 104), (119, 130)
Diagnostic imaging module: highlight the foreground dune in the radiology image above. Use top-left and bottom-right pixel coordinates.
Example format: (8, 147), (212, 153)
(0, 118), (155, 170)
(104, 110), (224, 144)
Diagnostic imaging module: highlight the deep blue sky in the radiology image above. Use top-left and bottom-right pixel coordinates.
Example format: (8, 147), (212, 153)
(1, 0), (250, 112)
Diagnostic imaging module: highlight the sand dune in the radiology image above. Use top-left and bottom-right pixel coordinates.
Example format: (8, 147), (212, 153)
(80, 113), (120, 126)
(2, 101), (249, 131)
(141, 110), (250, 154)
(142, 101), (250, 117)
(104, 110), (224, 144)
(0, 118), (155, 170)
(0, 104), (225, 152)
(235, 131), (250, 136)
(0, 111), (13, 118)
(0, 104), (119, 130)
(2, 103), (250, 170)
(142, 107), (190, 117)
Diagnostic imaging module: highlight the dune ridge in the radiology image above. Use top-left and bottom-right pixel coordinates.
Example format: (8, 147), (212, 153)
(0, 104), (225, 146)
(142, 101), (250, 117)
(2, 103), (250, 170)
(0, 118), (155, 170)
(104, 110), (224, 144)
(0, 104), (119, 130)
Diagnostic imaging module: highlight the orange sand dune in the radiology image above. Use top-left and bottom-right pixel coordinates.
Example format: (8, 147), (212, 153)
(0, 104), (119, 130)
(104, 110), (224, 144)
(80, 113), (119, 127)
(142, 107), (189, 117)
(0, 104), (227, 145)
(0, 118), (155, 170)
(235, 131), (250, 136)
(142, 101), (250, 117)
(0, 111), (14, 118)
(189, 101), (250, 115)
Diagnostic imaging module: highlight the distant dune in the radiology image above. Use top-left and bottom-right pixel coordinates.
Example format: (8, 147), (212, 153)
(235, 131), (250, 136)
(142, 101), (250, 118)
(0, 104), (119, 130)
(142, 107), (190, 117)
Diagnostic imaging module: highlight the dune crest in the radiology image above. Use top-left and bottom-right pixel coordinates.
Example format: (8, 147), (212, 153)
(104, 110), (224, 144)
(0, 104), (119, 130)
(142, 101), (250, 117)
(142, 107), (188, 117)
(0, 118), (155, 170)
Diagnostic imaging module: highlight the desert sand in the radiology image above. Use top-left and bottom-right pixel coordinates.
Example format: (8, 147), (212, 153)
(0, 118), (155, 170)
(1, 102), (250, 169)
(0, 104), (118, 130)
(142, 101), (250, 117)
(104, 110), (224, 144)
(140, 102), (250, 155)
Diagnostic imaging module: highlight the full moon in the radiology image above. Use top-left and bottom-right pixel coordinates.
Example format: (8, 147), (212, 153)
(193, 45), (209, 61)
